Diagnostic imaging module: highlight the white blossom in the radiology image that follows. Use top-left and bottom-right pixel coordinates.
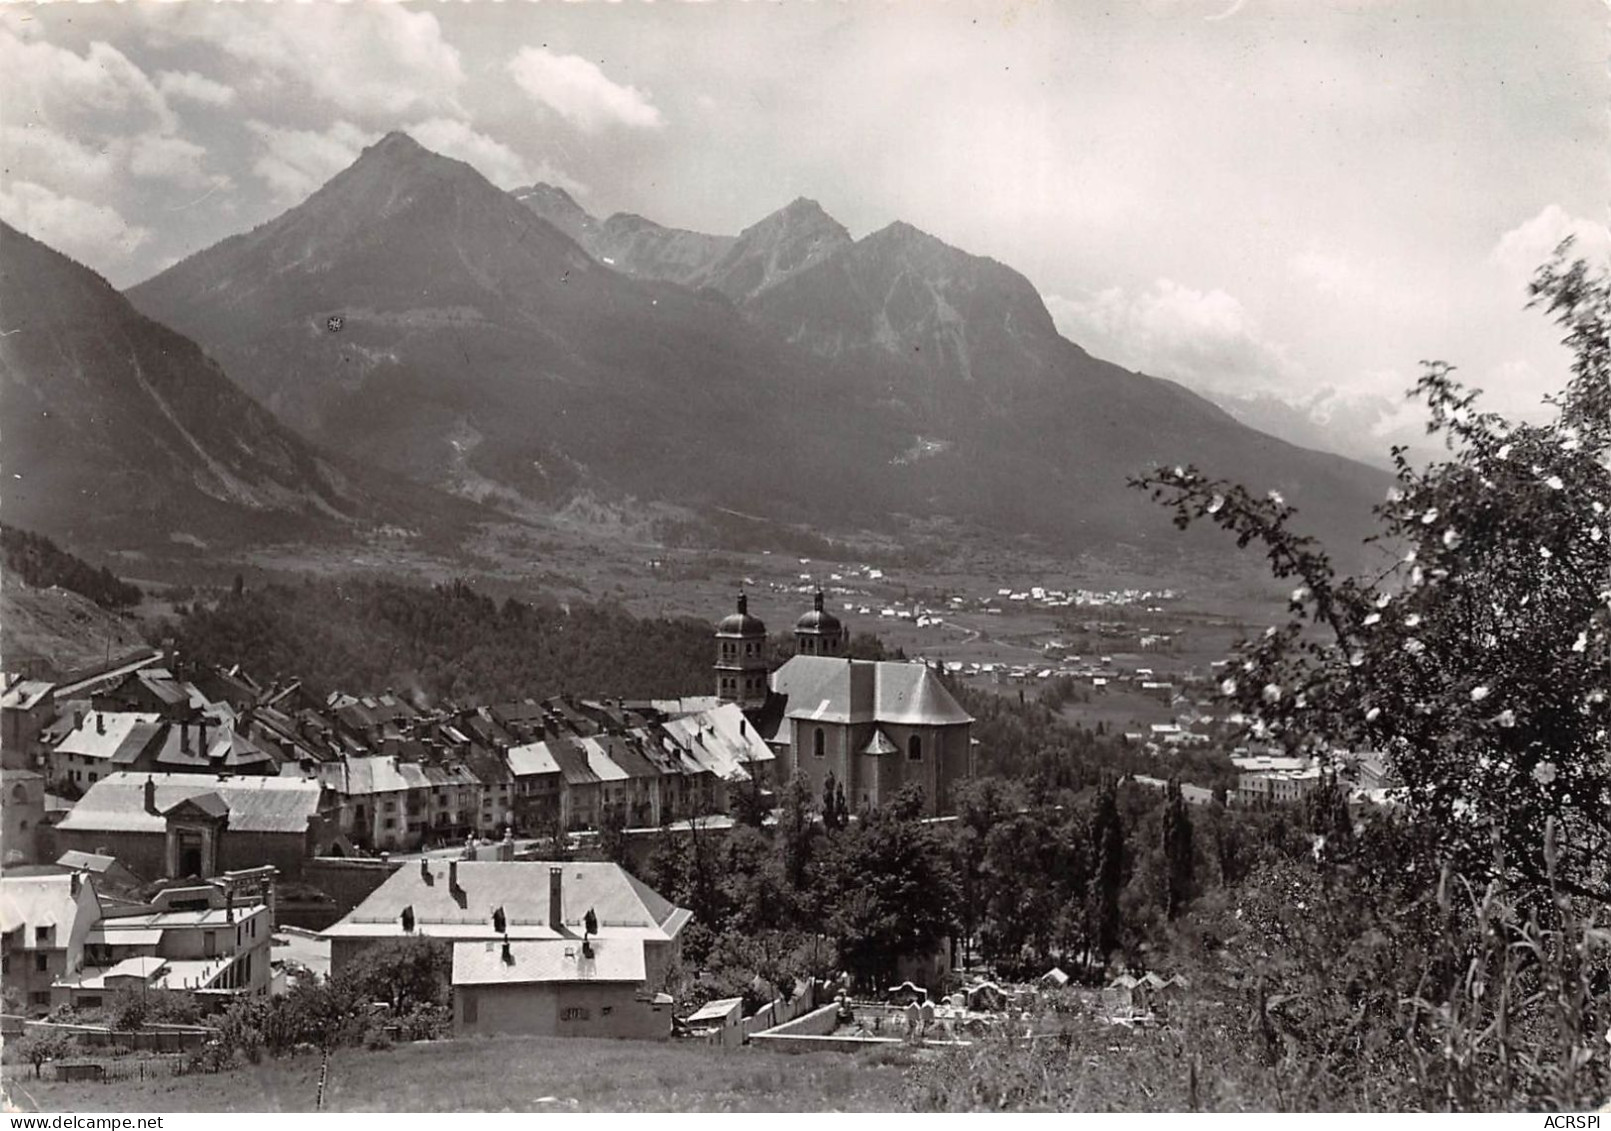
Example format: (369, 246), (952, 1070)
(1220, 678), (1238, 696)
(1404, 639), (1425, 655)
(1421, 508), (1439, 525)
(1207, 494), (1225, 514)
(1496, 709), (1516, 728)
(1268, 490), (1286, 506)
(1545, 475), (1565, 490)
(1364, 612), (1382, 626)
(1497, 444), (1512, 459)
(1572, 631), (1588, 653)
(1350, 650), (1366, 668)
(1532, 761), (1558, 785)
(1541, 546), (1554, 560)
(1291, 586), (1310, 603)
(1376, 592), (1392, 608)
(1262, 683), (1282, 704)
(1470, 686), (1490, 702)
(1405, 613), (1422, 628)
(1442, 528), (1462, 549)
(1365, 706), (1381, 722)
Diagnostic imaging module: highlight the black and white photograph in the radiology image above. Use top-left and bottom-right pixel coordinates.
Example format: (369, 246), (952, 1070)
(0, 0), (1606, 1115)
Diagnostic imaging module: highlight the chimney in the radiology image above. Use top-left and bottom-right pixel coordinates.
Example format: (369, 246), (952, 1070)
(400, 905), (414, 933)
(549, 866), (563, 930)
(492, 906), (506, 933)
(420, 858), (431, 882)
(448, 860), (459, 892)
(69, 873), (80, 897)
(180, 722), (191, 753)
(96, 713), (105, 736)
(143, 776), (157, 814)
(225, 888), (235, 924)
(501, 939), (514, 965)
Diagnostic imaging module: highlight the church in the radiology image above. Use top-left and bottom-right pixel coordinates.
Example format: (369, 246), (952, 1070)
(714, 592), (976, 816)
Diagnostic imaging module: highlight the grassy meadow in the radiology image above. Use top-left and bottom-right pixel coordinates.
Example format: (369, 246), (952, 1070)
(1, 1036), (918, 1113)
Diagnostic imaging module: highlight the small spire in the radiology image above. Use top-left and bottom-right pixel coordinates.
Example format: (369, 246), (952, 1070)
(736, 592), (748, 615)
(814, 590), (825, 612)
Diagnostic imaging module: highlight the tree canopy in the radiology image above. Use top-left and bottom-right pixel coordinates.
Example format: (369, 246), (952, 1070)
(1134, 245), (1610, 905)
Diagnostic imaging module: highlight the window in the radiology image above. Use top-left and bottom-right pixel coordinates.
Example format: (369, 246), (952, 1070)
(908, 736), (923, 762)
(813, 729), (825, 758)
(34, 926), (49, 945)
(601, 1006), (614, 1016)
(35, 953), (48, 972)
(384, 817), (396, 829)
(561, 1006), (591, 1022)
(88, 773), (98, 783)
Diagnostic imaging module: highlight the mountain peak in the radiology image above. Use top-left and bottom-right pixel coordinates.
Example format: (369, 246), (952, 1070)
(741, 197), (849, 243)
(366, 131), (429, 161)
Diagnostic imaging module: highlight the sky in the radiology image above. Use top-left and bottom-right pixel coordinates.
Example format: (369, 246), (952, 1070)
(2, 0), (1605, 432)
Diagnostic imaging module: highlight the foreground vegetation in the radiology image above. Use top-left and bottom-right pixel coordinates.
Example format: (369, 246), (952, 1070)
(1, 1034), (915, 1112)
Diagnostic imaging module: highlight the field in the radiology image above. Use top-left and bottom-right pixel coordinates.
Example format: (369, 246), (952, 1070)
(1, 1035), (917, 1113)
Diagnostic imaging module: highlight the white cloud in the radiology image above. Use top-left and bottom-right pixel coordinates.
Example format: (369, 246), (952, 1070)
(407, 119), (536, 190)
(507, 47), (662, 133)
(247, 121), (376, 205)
(1045, 278), (1300, 396)
(157, 70), (236, 108)
(0, 181), (152, 269)
(0, 31), (174, 137)
(1491, 205), (1611, 280)
(0, 124), (122, 200)
(129, 133), (231, 192)
(173, 4), (463, 120)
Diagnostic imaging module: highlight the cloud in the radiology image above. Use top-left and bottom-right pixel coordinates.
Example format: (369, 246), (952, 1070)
(246, 121), (376, 204)
(162, 4), (463, 120)
(1045, 278), (1301, 395)
(1491, 205), (1611, 280)
(0, 31), (174, 137)
(157, 70), (237, 108)
(129, 133), (232, 192)
(406, 119), (541, 190)
(0, 181), (152, 269)
(507, 47), (662, 132)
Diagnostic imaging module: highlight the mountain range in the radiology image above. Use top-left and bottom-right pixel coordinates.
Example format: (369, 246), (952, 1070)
(101, 132), (1391, 569)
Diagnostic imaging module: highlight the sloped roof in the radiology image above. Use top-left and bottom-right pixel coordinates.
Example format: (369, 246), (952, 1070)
(54, 713), (161, 762)
(323, 860), (686, 942)
(55, 850), (120, 874)
(686, 996), (745, 1023)
(860, 729), (899, 756)
(771, 656), (971, 727)
(0, 874), (98, 945)
(328, 756), (433, 796)
(452, 937), (646, 986)
(1, 679), (54, 712)
(507, 741), (562, 778)
(56, 772), (323, 835)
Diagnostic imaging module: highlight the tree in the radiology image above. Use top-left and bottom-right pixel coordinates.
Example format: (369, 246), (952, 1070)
(1086, 781), (1124, 965)
(15, 1030), (71, 1078)
(1133, 245), (1611, 907)
(817, 788), (959, 990)
(1162, 779), (1195, 920)
(598, 802), (630, 866)
(335, 936), (451, 1025)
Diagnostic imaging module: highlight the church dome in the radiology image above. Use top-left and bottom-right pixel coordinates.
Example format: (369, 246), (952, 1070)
(795, 590), (843, 635)
(717, 593), (767, 636)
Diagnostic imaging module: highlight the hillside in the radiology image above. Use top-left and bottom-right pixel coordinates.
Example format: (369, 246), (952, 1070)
(129, 133), (1390, 570)
(0, 221), (475, 555)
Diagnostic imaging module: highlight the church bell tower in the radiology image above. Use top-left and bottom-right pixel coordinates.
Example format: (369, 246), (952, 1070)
(715, 593), (769, 709)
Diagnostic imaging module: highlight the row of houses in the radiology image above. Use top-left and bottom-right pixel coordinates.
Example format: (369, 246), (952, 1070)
(10, 659), (777, 868)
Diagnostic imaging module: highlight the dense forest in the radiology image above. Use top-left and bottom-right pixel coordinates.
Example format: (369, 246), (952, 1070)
(1, 524), (141, 608)
(156, 578), (714, 704)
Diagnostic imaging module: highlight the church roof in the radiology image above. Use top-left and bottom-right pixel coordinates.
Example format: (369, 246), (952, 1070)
(716, 593), (766, 637)
(771, 656), (973, 727)
(794, 591), (843, 635)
